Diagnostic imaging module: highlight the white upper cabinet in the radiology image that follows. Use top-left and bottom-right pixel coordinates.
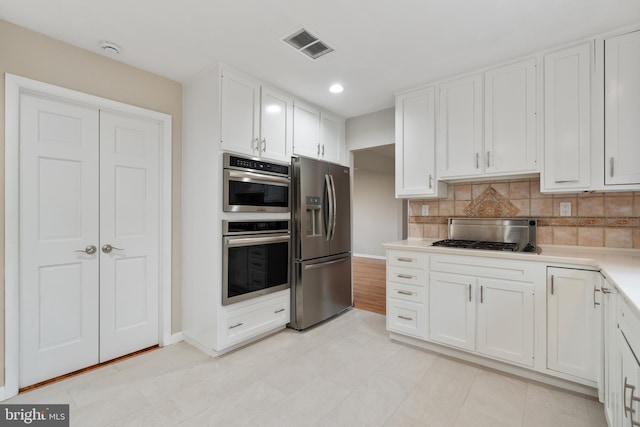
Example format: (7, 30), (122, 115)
(395, 87), (447, 198)
(260, 86), (293, 163)
(542, 43), (592, 192)
(220, 68), (293, 162)
(604, 30), (640, 186)
(220, 69), (260, 155)
(484, 58), (538, 175)
(438, 74), (483, 178)
(293, 101), (345, 164)
(436, 59), (538, 181)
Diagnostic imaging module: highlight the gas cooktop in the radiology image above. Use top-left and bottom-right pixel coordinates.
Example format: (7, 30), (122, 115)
(431, 218), (538, 253)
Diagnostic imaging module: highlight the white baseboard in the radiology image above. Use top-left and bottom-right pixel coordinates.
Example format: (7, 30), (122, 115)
(167, 332), (184, 345)
(353, 253), (386, 260)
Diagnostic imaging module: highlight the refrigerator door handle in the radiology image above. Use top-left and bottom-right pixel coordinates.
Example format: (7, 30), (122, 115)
(303, 256), (350, 270)
(329, 174), (337, 241)
(324, 174), (334, 241)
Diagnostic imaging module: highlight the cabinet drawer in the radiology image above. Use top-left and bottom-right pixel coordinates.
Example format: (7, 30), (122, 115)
(387, 281), (425, 303)
(387, 266), (427, 287)
(387, 299), (427, 338)
(430, 254), (538, 282)
(387, 250), (428, 269)
(220, 292), (289, 349)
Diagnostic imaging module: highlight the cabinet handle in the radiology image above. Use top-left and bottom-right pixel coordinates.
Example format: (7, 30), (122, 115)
(322, 144), (325, 157)
(397, 290), (413, 296)
(396, 257), (415, 263)
(480, 285), (484, 304)
(610, 157), (614, 178)
(550, 275), (554, 295)
(397, 274), (414, 279)
(428, 174), (433, 189)
(486, 151), (491, 168)
(398, 315), (413, 321)
(229, 322), (244, 329)
(262, 137), (267, 152)
(476, 153), (480, 169)
(274, 308), (285, 314)
(624, 377), (640, 426)
(468, 284), (472, 302)
(317, 144), (321, 156)
(254, 138), (259, 152)
(602, 287), (613, 294)
(593, 286), (601, 308)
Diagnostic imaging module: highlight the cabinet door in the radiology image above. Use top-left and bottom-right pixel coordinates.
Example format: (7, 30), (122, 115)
(620, 330), (640, 427)
(605, 30), (640, 186)
(293, 101), (321, 158)
(485, 59), (537, 174)
(547, 267), (599, 382)
(260, 87), (292, 162)
(603, 282), (619, 427)
(395, 87), (438, 197)
(429, 272), (475, 351)
(320, 112), (344, 164)
(220, 69), (260, 156)
(543, 43), (592, 191)
(476, 279), (534, 366)
(438, 74), (484, 178)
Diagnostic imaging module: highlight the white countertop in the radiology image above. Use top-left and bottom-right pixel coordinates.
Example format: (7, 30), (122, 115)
(383, 238), (640, 314)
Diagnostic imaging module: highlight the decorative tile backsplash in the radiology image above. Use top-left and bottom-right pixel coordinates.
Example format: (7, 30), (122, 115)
(408, 177), (640, 249)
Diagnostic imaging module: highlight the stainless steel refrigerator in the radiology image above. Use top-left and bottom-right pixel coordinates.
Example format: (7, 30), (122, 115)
(290, 156), (352, 330)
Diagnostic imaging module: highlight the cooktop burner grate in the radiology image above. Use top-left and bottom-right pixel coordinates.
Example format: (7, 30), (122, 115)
(432, 239), (522, 252)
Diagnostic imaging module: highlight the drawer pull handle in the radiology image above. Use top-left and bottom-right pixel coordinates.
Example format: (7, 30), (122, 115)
(624, 377), (640, 425)
(398, 315), (413, 321)
(229, 323), (244, 329)
(602, 287), (612, 295)
(397, 274), (414, 279)
(396, 257), (415, 263)
(397, 290), (413, 296)
(274, 308), (285, 314)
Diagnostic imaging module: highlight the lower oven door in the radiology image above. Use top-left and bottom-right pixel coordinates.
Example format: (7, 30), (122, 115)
(223, 233), (290, 306)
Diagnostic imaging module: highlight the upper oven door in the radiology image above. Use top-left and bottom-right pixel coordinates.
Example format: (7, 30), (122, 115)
(224, 169), (290, 213)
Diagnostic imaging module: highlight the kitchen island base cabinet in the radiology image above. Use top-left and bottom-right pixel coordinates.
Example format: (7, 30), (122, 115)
(546, 267), (601, 385)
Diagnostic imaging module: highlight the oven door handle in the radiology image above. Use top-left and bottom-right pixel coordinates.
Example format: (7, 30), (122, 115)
(226, 234), (290, 247)
(226, 170), (291, 186)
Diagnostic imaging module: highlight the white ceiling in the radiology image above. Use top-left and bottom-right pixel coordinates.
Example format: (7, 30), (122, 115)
(1, 0), (639, 118)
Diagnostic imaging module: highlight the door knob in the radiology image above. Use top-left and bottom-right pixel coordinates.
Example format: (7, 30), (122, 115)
(102, 244), (124, 254)
(75, 245), (97, 255)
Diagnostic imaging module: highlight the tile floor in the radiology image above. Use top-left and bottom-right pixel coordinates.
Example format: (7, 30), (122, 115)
(8, 309), (607, 426)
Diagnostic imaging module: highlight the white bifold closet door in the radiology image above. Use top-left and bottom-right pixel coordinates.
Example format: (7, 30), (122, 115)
(19, 94), (160, 388)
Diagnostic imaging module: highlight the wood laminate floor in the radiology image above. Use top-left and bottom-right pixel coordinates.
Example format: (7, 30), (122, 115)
(353, 256), (386, 315)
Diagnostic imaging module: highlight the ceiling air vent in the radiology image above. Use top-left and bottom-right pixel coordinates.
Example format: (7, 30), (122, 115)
(283, 28), (334, 60)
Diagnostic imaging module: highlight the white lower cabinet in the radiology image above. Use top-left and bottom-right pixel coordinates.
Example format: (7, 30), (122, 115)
(547, 267), (601, 384)
(602, 280), (620, 426)
(617, 297), (640, 427)
(477, 278), (535, 366)
(429, 271), (535, 366)
(386, 250), (428, 338)
(429, 272), (476, 351)
(218, 290), (290, 350)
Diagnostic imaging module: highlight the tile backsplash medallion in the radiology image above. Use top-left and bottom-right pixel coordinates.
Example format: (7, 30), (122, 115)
(408, 178), (640, 249)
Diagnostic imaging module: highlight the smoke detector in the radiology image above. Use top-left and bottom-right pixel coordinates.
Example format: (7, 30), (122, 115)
(100, 41), (121, 55)
(283, 28), (333, 60)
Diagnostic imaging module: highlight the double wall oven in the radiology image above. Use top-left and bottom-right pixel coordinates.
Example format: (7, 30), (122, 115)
(222, 153), (291, 306)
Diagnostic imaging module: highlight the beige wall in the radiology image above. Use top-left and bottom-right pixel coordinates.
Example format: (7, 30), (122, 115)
(0, 19), (183, 387)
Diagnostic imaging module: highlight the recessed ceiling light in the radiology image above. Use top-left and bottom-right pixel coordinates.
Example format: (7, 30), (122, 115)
(329, 84), (344, 94)
(100, 41), (121, 55)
